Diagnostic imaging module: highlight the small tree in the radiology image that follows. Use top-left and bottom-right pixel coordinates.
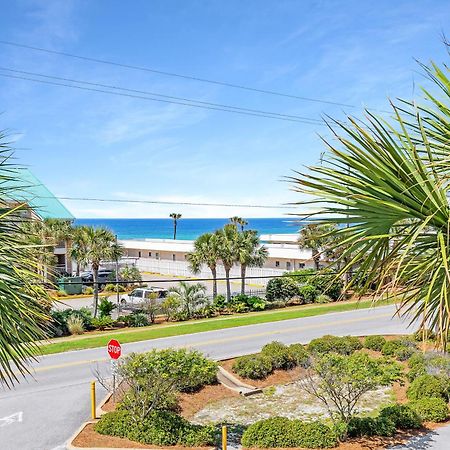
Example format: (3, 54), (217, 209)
(142, 292), (159, 323)
(161, 294), (181, 321)
(169, 281), (207, 318)
(301, 352), (402, 425)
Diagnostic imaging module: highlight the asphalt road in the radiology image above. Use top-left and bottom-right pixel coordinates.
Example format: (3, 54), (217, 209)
(0, 304), (415, 450)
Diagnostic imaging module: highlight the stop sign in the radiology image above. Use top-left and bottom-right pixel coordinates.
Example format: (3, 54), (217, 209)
(107, 339), (121, 360)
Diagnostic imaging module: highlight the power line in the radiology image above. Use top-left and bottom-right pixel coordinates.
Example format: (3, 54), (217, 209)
(0, 40), (357, 109)
(0, 72), (324, 125)
(0, 66), (324, 125)
(36, 195), (299, 209)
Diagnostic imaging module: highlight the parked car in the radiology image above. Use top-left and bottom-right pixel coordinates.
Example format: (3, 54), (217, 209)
(81, 269), (113, 288)
(120, 287), (168, 305)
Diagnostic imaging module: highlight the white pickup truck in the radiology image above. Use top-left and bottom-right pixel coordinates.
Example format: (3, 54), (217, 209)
(120, 287), (169, 305)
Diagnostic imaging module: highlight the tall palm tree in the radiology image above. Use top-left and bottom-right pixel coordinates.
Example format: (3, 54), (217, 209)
(298, 223), (336, 270)
(71, 225), (89, 276)
(290, 55), (450, 348)
(229, 216), (248, 231)
(70, 226), (121, 316)
(0, 139), (52, 386)
(169, 213), (182, 239)
(168, 281), (207, 317)
(216, 224), (238, 301)
(186, 232), (220, 298)
(235, 230), (268, 294)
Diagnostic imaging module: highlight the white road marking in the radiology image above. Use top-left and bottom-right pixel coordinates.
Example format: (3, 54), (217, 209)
(0, 411), (23, 427)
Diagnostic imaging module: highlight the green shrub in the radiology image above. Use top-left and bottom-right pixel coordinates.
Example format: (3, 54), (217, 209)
(316, 294), (332, 303)
(49, 308), (93, 337)
(364, 335), (386, 351)
(241, 417), (337, 449)
(127, 312), (149, 327)
(103, 283), (126, 293)
(123, 348), (217, 393)
(407, 374), (449, 401)
(212, 294), (226, 310)
(381, 340), (401, 356)
(308, 335), (362, 355)
(288, 343), (310, 368)
(92, 316), (114, 330)
(261, 341), (295, 370)
(285, 268), (316, 283)
(247, 296), (266, 311)
(407, 352), (450, 382)
(84, 286), (94, 295)
(233, 354), (273, 379)
(298, 284), (318, 303)
(395, 346), (416, 361)
(230, 302), (249, 313)
(347, 416), (396, 437)
(379, 404), (422, 429)
(95, 410), (216, 446)
(98, 297), (116, 318)
(409, 397), (449, 422)
(285, 269), (343, 300)
(266, 277), (299, 301)
(67, 316), (84, 335)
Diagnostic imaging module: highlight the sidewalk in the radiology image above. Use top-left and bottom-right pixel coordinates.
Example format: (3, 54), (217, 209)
(390, 424), (450, 450)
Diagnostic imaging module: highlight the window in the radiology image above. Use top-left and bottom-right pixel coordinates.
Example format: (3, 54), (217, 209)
(156, 252), (159, 259)
(286, 261), (291, 270)
(148, 252), (152, 257)
(275, 261), (280, 267)
(298, 263), (305, 269)
(172, 254), (176, 261)
(132, 289), (143, 298)
(138, 251), (141, 258)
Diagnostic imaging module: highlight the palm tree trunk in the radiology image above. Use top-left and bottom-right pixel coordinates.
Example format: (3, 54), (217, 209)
(240, 264), (246, 295)
(210, 265), (218, 298)
(225, 266), (231, 302)
(93, 264), (99, 317)
(173, 220), (177, 240)
(312, 249), (320, 270)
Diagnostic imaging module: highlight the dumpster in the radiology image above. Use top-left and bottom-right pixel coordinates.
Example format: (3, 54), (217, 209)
(58, 276), (83, 295)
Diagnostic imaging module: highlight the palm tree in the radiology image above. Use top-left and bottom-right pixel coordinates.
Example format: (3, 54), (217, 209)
(298, 223), (336, 270)
(168, 281), (207, 318)
(169, 213), (182, 239)
(229, 216), (248, 231)
(216, 224), (238, 301)
(290, 55), (450, 348)
(235, 230), (268, 294)
(0, 139), (52, 386)
(71, 226), (89, 276)
(186, 232), (220, 298)
(70, 226), (122, 316)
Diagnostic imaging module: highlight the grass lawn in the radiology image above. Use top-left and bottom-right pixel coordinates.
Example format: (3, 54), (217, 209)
(41, 298), (395, 355)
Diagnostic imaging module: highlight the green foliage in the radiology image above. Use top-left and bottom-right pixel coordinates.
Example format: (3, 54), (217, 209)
(50, 308), (93, 337)
(212, 294), (226, 310)
(381, 340), (401, 356)
(407, 374), (449, 401)
(261, 341), (295, 370)
(169, 281), (208, 318)
(285, 269), (343, 300)
(120, 266), (142, 285)
(92, 316), (114, 330)
(288, 343), (310, 368)
(407, 352), (450, 382)
(122, 348), (217, 393)
(266, 277), (299, 301)
(161, 295), (181, 321)
(395, 346), (417, 361)
(103, 283), (126, 293)
(306, 352), (403, 423)
(347, 416), (396, 437)
(409, 397), (449, 422)
(84, 286), (94, 295)
(316, 294), (332, 303)
(308, 335), (362, 355)
(233, 354), (273, 380)
(67, 316), (84, 335)
(285, 268), (316, 283)
(95, 410), (216, 446)
(241, 417), (337, 449)
(364, 335), (387, 351)
(298, 284), (318, 303)
(98, 297), (116, 318)
(126, 312), (149, 327)
(379, 404), (422, 429)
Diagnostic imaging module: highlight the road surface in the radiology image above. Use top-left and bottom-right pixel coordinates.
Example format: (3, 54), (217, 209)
(0, 304), (414, 450)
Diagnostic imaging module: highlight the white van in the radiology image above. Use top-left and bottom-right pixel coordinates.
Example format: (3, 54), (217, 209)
(120, 287), (168, 305)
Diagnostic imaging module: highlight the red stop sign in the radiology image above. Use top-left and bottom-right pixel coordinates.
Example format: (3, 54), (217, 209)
(107, 339), (121, 360)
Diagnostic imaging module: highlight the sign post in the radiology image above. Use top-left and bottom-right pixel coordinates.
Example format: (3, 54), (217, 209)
(107, 339), (121, 401)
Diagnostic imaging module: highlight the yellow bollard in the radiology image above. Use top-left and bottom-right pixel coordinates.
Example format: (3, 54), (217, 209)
(91, 381), (96, 419)
(222, 425), (227, 450)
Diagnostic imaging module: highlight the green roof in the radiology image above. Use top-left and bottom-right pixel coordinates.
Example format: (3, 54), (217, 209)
(6, 168), (74, 220)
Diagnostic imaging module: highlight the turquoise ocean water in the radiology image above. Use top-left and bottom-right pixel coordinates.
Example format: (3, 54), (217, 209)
(74, 218), (303, 240)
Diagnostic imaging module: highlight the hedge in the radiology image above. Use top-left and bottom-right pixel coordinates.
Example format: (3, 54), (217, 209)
(363, 335), (386, 352)
(241, 417), (337, 448)
(308, 335), (362, 355)
(407, 374), (449, 402)
(409, 397), (449, 422)
(233, 354), (273, 380)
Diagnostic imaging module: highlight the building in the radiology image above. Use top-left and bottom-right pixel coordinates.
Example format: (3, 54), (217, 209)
(120, 234), (314, 279)
(7, 168), (74, 274)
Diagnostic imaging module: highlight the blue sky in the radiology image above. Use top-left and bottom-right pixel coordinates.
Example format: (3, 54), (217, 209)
(0, 0), (449, 218)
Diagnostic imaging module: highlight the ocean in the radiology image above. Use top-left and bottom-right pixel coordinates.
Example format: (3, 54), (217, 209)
(74, 218), (303, 240)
